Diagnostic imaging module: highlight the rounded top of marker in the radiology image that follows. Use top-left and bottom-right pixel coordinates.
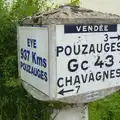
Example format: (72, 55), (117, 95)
(21, 5), (120, 25)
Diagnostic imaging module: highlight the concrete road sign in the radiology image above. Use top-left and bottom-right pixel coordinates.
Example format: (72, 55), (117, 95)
(56, 24), (120, 98)
(18, 6), (120, 103)
(18, 27), (49, 95)
(18, 24), (120, 102)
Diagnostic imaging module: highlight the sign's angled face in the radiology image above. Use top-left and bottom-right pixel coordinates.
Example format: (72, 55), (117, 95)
(18, 27), (49, 95)
(56, 24), (120, 98)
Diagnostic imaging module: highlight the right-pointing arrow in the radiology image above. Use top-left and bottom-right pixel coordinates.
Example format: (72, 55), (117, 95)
(58, 89), (74, 96)
(110, 35), (120, 40)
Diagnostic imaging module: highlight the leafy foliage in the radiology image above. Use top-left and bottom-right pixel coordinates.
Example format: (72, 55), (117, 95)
(0, 0), (52, 119)
(69, 0), (80, 6)
(10, 0), (49, 20)
(89, 91), (120, 120)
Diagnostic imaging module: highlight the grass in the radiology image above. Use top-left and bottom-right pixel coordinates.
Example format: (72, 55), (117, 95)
(89, 91), (120, 120)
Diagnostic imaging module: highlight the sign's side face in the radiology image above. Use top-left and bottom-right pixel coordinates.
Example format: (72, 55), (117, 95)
(18, 27), (49, 96)
(56, 24), (120, 98)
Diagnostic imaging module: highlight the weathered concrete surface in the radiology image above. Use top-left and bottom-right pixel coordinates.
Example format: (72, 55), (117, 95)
(81, 0), (120, 16)
(51, 104), (88, 120)
(22, 5), (120, 26)
(22, 81), (120, 103)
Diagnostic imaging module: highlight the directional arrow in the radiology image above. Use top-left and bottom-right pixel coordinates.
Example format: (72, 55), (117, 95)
(110, 35), (120, 40)
(58, 89), (74, 96)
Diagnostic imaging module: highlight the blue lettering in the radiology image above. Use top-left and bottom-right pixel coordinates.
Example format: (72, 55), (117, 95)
(41, 70), (44, 80)
(44, 72), (47, 82)
(20, 62), (48, 82)
(27, 38), (37, 48)
(36, 56), (42, 66)
(27, 38), (30, 47)
(32, 52), (37, 64)
(21, 48), (30, 61)
(43, 59), (47, 68)
(32, 52), (47, 68)
(33, 39), (36, 48)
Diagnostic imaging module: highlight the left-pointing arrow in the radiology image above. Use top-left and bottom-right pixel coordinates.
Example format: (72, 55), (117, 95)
(58, 89), (74, 96)
(110, 35), (120, 40)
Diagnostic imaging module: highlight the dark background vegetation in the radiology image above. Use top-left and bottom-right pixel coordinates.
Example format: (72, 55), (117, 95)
(0, 0), (120, 119)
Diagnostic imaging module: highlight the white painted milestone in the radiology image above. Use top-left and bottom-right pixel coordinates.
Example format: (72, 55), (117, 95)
(56, 24), (120, 98)
(18, 27), (49, 95)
